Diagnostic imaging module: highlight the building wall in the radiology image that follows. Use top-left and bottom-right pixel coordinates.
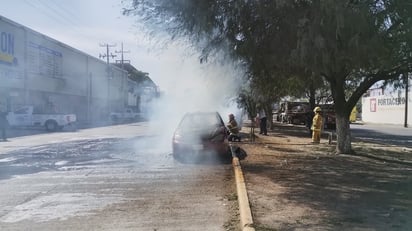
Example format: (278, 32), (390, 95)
(362, 90), (411, 126)
(0, 16), (128, 123)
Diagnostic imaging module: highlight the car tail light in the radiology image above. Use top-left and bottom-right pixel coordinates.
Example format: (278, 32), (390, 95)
(173, 133), (181, 142)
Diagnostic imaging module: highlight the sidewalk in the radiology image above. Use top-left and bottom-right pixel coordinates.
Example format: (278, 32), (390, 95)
(237, 122), (412, 231)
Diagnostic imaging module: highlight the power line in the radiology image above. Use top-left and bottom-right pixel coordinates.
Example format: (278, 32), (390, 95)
(46, 0), (83, 25)
(22, 0), (86, 40)
(20, 1), (127, 63)
(36, 0), (81, 28)
(23, 0), (69, 27)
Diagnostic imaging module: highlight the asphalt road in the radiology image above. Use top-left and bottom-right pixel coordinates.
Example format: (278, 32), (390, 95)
(0, 122), (237, 231)
(350, 123), (412, 148)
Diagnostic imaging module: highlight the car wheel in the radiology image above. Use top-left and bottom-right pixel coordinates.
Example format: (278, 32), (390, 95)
(45, 120), (58, 132)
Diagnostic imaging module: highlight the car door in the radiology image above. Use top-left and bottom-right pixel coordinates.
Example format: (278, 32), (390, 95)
(11, 107), (32, 126)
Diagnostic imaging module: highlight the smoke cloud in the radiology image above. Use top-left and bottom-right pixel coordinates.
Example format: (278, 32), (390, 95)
(145, 50), (245, 154)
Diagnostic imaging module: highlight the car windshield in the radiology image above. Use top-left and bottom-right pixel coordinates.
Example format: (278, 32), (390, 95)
(178, 112), (222, 131)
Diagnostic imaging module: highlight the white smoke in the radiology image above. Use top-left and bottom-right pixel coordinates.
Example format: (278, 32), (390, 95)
(145, 50), (245, 153)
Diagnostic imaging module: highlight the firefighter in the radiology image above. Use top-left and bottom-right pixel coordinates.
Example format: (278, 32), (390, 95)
(227, 114), (240, 142)
(311, 106), (323, 144)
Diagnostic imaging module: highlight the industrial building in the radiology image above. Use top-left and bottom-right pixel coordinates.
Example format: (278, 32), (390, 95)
(0, 16), (156, 124)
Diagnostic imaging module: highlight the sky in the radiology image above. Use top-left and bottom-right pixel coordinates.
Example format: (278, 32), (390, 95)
(0, 0), (237, 92)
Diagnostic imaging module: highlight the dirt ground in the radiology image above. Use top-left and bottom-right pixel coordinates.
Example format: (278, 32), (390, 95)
(237, 123), (412, 231)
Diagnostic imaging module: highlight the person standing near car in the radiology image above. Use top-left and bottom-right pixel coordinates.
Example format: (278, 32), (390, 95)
(227, 114), (240, 141)
(0, 102), (8, 141)
(311, 106), (323, 144)
(257, 109), (267, 135)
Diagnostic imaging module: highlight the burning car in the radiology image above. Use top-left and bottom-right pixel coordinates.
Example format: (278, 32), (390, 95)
(172, 111), (231, 162)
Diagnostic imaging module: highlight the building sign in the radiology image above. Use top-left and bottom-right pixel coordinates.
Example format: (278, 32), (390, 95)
(0, 31), (18, 66)
(377, 97), (406, 106)
(0, 29), (23, 79)
(370, 96), (407, 112)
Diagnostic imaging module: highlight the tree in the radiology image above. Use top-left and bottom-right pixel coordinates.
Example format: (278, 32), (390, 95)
(114, 63), (153, 85)
(123, 0), (412, 154)
(236, 87), (258, 141)
(291, 0), (412, 153)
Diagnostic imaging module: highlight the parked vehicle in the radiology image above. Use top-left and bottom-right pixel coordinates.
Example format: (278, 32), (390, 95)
(110, 108), (141, 122)
(7, 105), (77, 132)
(172, 111), (231, 162)
(320, 104), (336, 129)
(278, 101), (310, 125)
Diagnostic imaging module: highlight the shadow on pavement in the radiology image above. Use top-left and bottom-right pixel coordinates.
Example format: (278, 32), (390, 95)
(244, 154), (412, 230)
(239, 122), (412, 230)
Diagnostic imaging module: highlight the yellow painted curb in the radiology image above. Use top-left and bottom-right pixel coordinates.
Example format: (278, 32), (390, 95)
(232, 156), (255, 231)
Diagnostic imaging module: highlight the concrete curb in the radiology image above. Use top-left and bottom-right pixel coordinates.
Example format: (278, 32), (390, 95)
(232, 156), (255, 231)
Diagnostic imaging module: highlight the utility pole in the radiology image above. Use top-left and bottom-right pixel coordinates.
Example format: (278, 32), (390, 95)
(99, 43), (116, 115)
(115, 42), (130, 67)
(115, 43), (131, 110)
(99, 43), (117, 64)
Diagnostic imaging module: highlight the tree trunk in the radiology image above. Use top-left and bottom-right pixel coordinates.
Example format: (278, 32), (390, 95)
(328, 72), (353, 154)
(309, 80), (316, 110)
(335, 113), (352, 154)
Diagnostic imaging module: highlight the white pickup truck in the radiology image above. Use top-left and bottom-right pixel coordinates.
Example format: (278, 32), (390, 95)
(7, 105), (77, 132)
(110, 108), (141, 123)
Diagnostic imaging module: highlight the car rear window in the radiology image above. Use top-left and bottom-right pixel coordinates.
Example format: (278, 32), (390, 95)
(179, 112), (221, 130)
